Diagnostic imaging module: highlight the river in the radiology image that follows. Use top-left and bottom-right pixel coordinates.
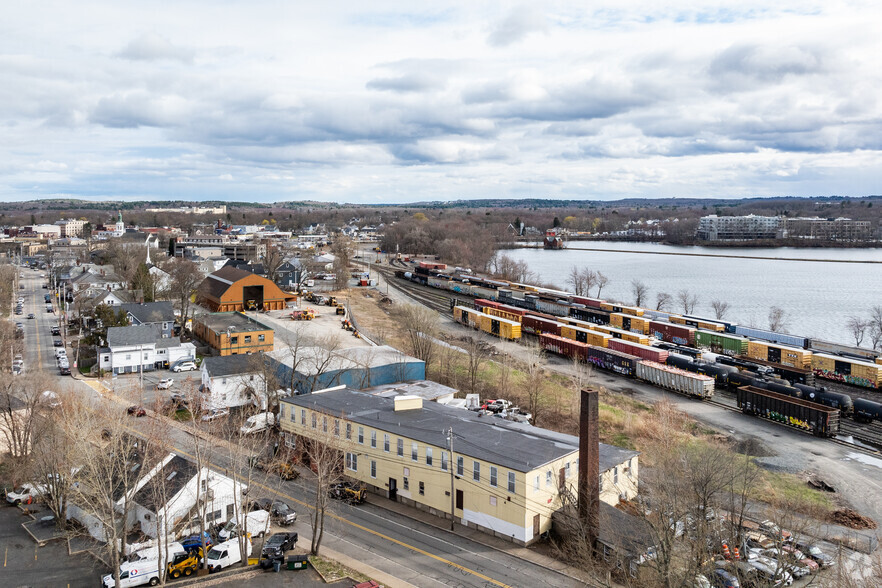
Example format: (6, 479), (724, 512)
(507, 242), (882, 347)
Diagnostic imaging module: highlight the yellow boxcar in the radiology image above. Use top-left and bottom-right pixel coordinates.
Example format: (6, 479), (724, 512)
(610, 313), (651, 335)
(599, 302), (644, 317)
(483, 306), (524, 323)
(877, 357), (882, 366)
(747, 340), (811, 369)
(589, 324), (649, 345)
(670, 315), (725, 332)
(812, 354), (882, 388)
(478, 314), (522, 340)
(560, 325), (611, 347)
(453, 306), (482, 328)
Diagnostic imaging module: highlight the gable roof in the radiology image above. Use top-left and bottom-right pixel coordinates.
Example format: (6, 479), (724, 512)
(132, 454), (198, 513)
(203, 354), (265, 378)
(198, 265), (253, 300)
(120, 302), (175, 324)
(106, 324), (161, 347)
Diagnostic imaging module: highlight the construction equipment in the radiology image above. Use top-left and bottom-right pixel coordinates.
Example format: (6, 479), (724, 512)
(326, 296), (337, 306)
(335, 304), (346, 316)
(245, 299), (258, 311)
(290, 309), (314, 321)
(167, 550), (202, 578)
(328, 481), (366, 504)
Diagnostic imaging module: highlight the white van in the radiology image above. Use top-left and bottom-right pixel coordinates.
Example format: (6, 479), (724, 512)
(129, 541), (186, 564)
(239, 412), (276, 435)
(218, 509), (270, 541)
(205, 537), (252, 572)
(102, 559), (160, 588)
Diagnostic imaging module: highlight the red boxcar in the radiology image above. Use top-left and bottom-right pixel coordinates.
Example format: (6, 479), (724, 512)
(419, 261), (447, 270)
(522, 315), (562, 336)
(474, 299), (500, 310)
(495, 303), (528, 317)
(539, 333), (589, 361)
(649, 321), (695, 346)
(572, 296), (603, 308)
(608, 339), (670, 363)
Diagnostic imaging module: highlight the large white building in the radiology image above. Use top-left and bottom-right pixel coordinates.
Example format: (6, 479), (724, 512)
(696, 215), (782, 241)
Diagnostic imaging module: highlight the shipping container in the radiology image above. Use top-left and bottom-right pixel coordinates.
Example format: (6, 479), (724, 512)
(560, 325), (611, 348)
(539, 333), (589, 361)
(568, 306), (611, 324)
(588, 324), (650, 345)
(610, 313), (651, 335)
(521, 315), (562, 336)
(736, 385), (839, 437)
(694, 330), (748, 356)
(600, 302), (645, 317)
(478, 314), (521, 340)
(811, 353), (882, 389)
(534, 298), (571, 316)
(586, 345), (639, 376)
(608, 339), (669, 363)
(635, 361), (715, 399)
(747, 341), (812, 369)
(669, 315), (724, 332)
(453, 306), (482, 328)
(733, 326), (808, 349)
(572, 296), (603, 308)
(649, 321), (695, 346)
(471, 286), (498, 301)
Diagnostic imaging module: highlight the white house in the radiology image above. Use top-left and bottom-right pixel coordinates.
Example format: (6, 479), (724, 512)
(155, 338), (197, 369)
(200, 355), (267, 411)
(98, 325), (159, 375)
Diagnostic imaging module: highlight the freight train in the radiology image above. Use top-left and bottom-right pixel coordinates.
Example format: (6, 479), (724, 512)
(396, 264), (882, 390)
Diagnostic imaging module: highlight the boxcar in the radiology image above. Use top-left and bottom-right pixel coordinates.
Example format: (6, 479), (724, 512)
(471, 286), (498, 301)
(747, 341), (812, 369)
(811, 353), (882, 389)
(539, 333), (589, 361)
(478, 314), (521, 340)
(649, 321), (695, 346)
(572, 296), (603, 308)
(736, 386), (839, 437)
(521, 315), (562, 336)
(569, 306), (611, 324)
(586, 345), (639, 376)
(608, 339), (669, 363)
(734, 326), (808, 349)
(635, 361), (715, 399)
(610, 313), (651, 335)
(453, 306), (482, 328)
(534, 298), (571, 316)
(560, 325), (611, 348)
(600, 302), (644, 317)
(694, 330), (748, 356)
(669, 315), (725, 332)
(589, 324), (650, 345)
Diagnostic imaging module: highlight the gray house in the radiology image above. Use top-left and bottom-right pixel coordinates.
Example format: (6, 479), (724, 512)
(120, 302), (176, 338)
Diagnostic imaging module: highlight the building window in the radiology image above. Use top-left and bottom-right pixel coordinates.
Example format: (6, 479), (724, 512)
(534, 476), (539, 492)
(322, 416), (328, 433)
(490, 466), (498, 488)
(473, 461), (480, 482)
(125, 354), (131, 360)
(346, 423), (351, 440)
(546, 471), (552, 487)
(311, 413), (317, 429)
(565, 462), (571, 478)
(599, 474), (604, 492)
(279, 405), (285, 420)
(370, 460), (376, 478)
(226, 504), (234, 518)
(508, 472), (516, 493)
(372, 431), (377, 448)
(258, 334), (265, 342)
(346, 453), (358, 472)
(403, 476), (409, 491)
(300, 409), (306, 425)
(441, 452), (448, 471)
(358, 427), (364, 444)
(627, 458), (633, 476)
(419, 481), (425, 496)
(426, 448), (433, 467)
(411, 442), (418, 462)
(334, 419), (340, 437)
(284, 433), (295, 449)
(397, 438), (403, 457)
(614, 466), (618, 485)
(231, 336), (238, 344)
(244, 335), (251, 343)
(456, 457), (464, 476)
(384, 434), (390, 452)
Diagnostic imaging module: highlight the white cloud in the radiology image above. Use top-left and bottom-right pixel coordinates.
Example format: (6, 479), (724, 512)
(117, 32), (195, 63)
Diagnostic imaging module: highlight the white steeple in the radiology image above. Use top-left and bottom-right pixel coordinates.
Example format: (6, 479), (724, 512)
(115, 210), (124, 235)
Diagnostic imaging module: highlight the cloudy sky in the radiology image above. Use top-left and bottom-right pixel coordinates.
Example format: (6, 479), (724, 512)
(3, 1), (881, 203)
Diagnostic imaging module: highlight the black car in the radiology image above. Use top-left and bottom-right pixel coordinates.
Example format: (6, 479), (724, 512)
(50, 326), (60, 336)
(260, 532), (297, 564)
(53, 339), (63, 347)
(250, 498), (297, 525)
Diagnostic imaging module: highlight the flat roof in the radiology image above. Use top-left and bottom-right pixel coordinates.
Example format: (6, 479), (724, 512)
(362, 380), (457, 401)
(197, 312), (273, 334)
(282, 388), (637, 473)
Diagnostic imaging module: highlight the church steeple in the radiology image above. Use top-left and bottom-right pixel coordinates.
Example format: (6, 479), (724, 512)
(115, 210), (124, 235)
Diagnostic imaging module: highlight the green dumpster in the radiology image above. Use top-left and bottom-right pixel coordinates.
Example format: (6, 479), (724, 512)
(287, 555), (309, 570)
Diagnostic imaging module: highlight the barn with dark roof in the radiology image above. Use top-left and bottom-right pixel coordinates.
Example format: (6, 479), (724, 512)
(196, 265), (296, 312)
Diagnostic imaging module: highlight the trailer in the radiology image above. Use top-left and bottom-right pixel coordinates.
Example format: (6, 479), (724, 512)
(586, 345), (639, 376)
(736, 385), (839, 437)
(635, 361), (714, 399)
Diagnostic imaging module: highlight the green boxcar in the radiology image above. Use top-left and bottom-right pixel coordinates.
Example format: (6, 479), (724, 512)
(694, 330), (748, 356)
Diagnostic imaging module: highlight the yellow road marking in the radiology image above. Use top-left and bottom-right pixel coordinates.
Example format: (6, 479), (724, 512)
(4, 545), (7, 566)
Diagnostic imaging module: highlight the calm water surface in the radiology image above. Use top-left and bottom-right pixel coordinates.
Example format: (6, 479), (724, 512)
(508, 243), (882, 346)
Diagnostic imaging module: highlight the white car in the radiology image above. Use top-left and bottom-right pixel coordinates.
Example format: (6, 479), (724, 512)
(156, 378), (174, 390)
(6, 483), (47, 505)
(172, 361), (197, 373)
(201, 408), (230, 422)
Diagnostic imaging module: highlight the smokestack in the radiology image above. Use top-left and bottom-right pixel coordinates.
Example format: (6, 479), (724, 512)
(578, 388), (599, 553)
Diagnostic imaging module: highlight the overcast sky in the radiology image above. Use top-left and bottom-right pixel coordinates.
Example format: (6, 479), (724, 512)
(3, 1), (881, 204)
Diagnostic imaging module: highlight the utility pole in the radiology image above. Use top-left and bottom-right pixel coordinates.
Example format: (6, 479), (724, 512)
(447, 427), (455, 531)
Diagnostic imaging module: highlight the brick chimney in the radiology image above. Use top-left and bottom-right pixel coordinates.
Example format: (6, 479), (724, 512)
(578, 388), (600, 554)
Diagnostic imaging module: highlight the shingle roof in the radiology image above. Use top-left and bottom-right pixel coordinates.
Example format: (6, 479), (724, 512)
(283, 388), (638, 473)
(132, 455), (198, 513)
(203, 354), (266, 378)
(106, 325), (160, 347)
(121, 302), (175, 324)
(197, 265), (254, 301)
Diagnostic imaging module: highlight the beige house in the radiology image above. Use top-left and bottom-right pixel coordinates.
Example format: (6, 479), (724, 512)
(280, 387), (638, 545)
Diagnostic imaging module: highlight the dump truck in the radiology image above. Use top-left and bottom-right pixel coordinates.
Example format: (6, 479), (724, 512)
(290, 309), (314, 321)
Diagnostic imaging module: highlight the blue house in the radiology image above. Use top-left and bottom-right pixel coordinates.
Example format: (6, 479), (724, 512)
(120, 302), (176, 338)
(268, 345), (425, 394)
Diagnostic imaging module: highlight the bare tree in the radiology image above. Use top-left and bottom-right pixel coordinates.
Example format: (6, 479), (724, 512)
(397, 304), (439, 372)
(496, 351), (513, 399)
(262, 243), (287, 284)
(331, 234), (355, 291)
(522, 342), (547, 427)
(165, 258), (203, 331)
(491, 253), (533, 283)
(710, 300), (730, 320)
(631, 280), (649, 308)
(846, 316), (869, 347)
(463, 335), (491, 395)
(677, 290), (698, 314)
(300, 413), (345, 555)
(656, 292), (672, 312)
(568, 266), (585, 296)
(870, 306), (882, 350)
(768, 306), (787, 332)
(581, 269), (597, 298)
(595, 272), (609, 298)
(105, 240), (144, 289)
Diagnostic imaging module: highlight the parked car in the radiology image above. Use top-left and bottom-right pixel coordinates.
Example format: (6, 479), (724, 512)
(127, 405), (147, 417)
(156, 378), (174, 390)
(181, 532), (213, 554)
(757, 549), (810, 579)
(793, 542), (835, 568)
(5, 483), (47, 505)
(53, 339), (63, 347)
(239, 412), (276, 435)
(780, 545), (819, 573)
(260, 532), (298, 564)
(205, 538), (252, 573)
(250, 498), (297, 525)
(748, 556), (794, 586)
(201, 408), (229, 422)
(709, 568), (740, 588)
(172, 361), (197, 373)
(760, 520), (792, 543)
(27, 313), (35, 319)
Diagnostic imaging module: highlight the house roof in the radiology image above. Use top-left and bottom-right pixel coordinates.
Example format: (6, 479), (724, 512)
(282, 388), (637, 473)
(203, 354), (265, 377)
(121, 302), (175, 324)
(156, 337), (185, 350)
(198, 265), (254, 301)
(598, 503), (655, 559)
(196, 312), (273, 335)
(132, 454), (199, 513)
(106, 324), (160, 347)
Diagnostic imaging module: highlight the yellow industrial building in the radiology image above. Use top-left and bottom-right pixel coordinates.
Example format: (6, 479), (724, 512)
(280, 387), (638, 545)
